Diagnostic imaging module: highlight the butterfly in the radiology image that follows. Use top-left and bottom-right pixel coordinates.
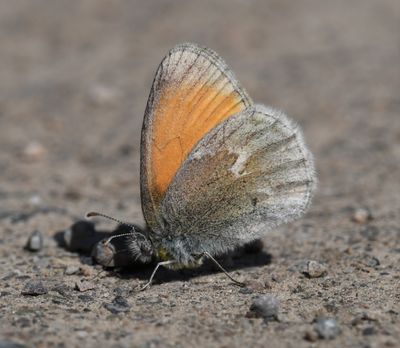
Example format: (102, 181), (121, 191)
(87, 43), (316, 290)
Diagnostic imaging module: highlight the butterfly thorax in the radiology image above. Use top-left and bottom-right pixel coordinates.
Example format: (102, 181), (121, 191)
(155, 245), (204, 269)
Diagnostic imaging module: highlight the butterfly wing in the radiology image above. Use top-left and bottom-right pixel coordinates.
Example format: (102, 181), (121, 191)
(141, 43), (252, 232)
(160, 104), (316, 261)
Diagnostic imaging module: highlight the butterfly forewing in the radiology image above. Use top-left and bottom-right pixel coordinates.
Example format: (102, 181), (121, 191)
(141, 43), (252, 231)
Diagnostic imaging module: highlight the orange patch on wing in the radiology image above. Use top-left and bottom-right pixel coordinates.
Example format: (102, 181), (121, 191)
(150, 83), (245, 199)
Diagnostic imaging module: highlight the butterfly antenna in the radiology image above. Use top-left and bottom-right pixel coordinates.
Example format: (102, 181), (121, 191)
(85, 211), (146, 243)
(86, 211), (136, 229)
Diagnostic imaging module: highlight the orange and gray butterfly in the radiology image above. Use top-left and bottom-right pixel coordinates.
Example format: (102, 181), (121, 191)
(141, 43), (252, 232)
(159, 104), (316, 265)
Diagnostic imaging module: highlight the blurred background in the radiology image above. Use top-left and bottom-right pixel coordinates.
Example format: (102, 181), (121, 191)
(0, 1), (399, 347)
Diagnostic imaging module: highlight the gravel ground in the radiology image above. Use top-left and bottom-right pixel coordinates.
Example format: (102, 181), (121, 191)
(0, 1), (399, 347)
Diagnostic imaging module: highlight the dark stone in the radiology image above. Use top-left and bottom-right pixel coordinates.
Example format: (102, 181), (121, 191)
(104, 295), (131, 314)
(247, 295), (279, 322)
(21, 281), (48, 296)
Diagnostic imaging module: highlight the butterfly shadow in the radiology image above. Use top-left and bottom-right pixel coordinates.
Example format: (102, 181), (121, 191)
(116, 242), (272, 286)
(54, 220), (272, 285)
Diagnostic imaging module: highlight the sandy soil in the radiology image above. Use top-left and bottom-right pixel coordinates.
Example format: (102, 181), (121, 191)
(0, 1), (399, 347)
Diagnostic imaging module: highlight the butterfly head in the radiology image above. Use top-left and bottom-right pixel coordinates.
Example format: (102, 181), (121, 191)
(126, 232), (154, 263)
(86, 211), (155, 264)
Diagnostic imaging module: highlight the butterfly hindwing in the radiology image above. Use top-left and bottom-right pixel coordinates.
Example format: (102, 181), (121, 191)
(159, 104), (316, 262)
(141, 43), (252, 232)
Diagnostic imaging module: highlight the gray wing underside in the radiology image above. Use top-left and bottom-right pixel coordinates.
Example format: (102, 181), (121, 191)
(160, 104), (316, 257)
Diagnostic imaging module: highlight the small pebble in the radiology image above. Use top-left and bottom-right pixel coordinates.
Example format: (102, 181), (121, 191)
(21, 281), (48, 296)
(315, 317), (341, 339)
(22, 141), (46, 161)
(104, 295), (131, 314)
(247, 294), (279, 322)
(303, 260), (327, 278)
(64, 265), (80, 275)
(25, 230), (43, 252)
(75, 280), (95, 292)
(352, 208), (373, 223)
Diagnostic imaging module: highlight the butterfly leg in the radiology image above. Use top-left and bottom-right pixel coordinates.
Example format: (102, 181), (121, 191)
(138, 260), (177, 291)
(202, 251), (246, 287)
